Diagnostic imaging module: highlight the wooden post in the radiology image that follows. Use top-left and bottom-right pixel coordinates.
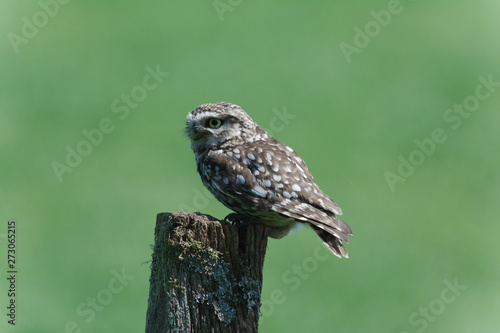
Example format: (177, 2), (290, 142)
(145, 212), (268, 333)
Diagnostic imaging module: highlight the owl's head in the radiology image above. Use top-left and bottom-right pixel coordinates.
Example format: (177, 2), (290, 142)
(186, 102), (259, 153)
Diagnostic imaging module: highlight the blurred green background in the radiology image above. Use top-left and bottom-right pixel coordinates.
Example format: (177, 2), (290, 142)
(1, 1), (499, 332)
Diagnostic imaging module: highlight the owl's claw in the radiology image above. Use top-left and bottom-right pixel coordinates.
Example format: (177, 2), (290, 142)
(224, 213), (244, 225)
(224, 213), (257, 229)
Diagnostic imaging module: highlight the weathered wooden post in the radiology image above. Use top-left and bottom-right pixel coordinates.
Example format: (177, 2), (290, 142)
(145, 212), (268, 332)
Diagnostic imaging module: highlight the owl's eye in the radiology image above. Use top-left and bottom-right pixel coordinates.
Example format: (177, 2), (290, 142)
(206, 118), (223, 129)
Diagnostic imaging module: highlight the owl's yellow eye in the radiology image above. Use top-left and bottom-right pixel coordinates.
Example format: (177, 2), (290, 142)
(207, 118), (223, 129)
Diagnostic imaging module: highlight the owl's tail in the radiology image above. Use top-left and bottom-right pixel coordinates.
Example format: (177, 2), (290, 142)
(312, 222), (352, 258)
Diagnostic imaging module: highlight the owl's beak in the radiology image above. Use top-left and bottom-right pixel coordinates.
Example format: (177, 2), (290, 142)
(189, 128), (205, 141)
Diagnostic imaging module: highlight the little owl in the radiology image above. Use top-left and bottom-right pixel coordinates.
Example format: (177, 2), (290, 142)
(185, 102), (352, 258)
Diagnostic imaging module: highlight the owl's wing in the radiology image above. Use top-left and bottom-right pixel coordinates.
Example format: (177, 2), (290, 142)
(200, 149), (279, 223)
(240, 138), (345, 216)
(202, 148), (352, 257)
(239, 140), (352, 238)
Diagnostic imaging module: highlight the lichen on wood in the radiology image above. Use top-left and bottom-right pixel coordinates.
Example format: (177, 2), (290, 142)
(146, 212), (268, 333)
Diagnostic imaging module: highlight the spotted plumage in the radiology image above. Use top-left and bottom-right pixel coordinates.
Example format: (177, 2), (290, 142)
(185, 102), (353, 258)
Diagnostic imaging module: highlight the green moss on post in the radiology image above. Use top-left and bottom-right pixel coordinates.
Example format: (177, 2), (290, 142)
(146, 212), (268, 332)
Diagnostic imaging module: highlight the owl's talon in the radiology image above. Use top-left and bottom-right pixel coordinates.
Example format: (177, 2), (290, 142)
(224, 213), (237, 221)
(224, 213), (244, 226)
